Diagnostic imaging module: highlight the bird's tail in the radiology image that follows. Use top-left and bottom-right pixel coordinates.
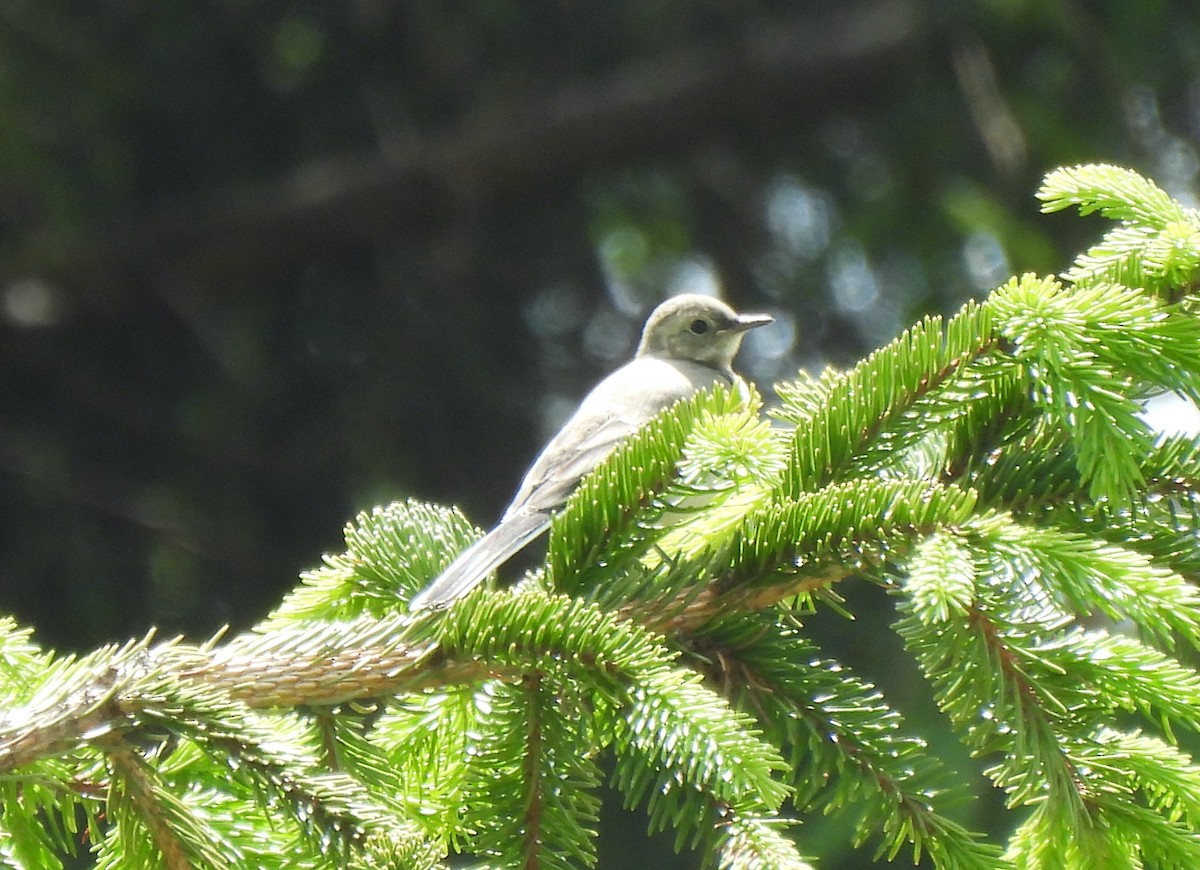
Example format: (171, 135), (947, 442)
(408, 511), (551, 610)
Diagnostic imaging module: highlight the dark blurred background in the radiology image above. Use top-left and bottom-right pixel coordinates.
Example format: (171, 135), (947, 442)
(1, 1), (1198, 865)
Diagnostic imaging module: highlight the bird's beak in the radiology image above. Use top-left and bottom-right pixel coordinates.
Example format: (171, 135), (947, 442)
(729, 312), (774, 333)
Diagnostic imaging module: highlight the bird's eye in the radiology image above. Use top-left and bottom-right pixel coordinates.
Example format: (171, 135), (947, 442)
(689, 319), (709, 335)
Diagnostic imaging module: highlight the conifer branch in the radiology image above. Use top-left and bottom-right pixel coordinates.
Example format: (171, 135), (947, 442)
(4, 162), (1200, 867)
(520, 672), (547, 870)
(104, 743), (186, 870)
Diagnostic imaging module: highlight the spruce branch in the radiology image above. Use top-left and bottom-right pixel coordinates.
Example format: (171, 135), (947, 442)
(5, 162), (1200, 867)
(897, 596), (1093, 818)
(966, 513), (1200, 648)
(712, 814), (814, 870)
(0, 617), (458, 778)
(1038, 164), (1190, 228)
(1040, 163), (1200, 296)
(777, 301), (1000, 494)
(100, 739), (217, 870)
(688, 615), (1002, 868)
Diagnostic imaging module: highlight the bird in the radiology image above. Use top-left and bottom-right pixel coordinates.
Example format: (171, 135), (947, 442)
(409, 294), (773, 610)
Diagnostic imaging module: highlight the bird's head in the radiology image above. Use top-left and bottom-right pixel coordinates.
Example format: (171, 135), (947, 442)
(636, 294), (773, 369)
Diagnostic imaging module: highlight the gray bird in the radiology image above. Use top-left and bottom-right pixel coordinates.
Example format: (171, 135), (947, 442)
(409, 294), (772, 610)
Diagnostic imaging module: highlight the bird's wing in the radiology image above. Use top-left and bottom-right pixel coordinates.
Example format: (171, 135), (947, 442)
(409, 406), (643, 609)
(506, 412), (641, 516)
(506, 356), (727, 517)
(408, 509), (551, 610)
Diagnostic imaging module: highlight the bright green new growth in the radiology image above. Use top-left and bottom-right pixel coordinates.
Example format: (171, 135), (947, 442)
(2, 163), (1200, 868)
